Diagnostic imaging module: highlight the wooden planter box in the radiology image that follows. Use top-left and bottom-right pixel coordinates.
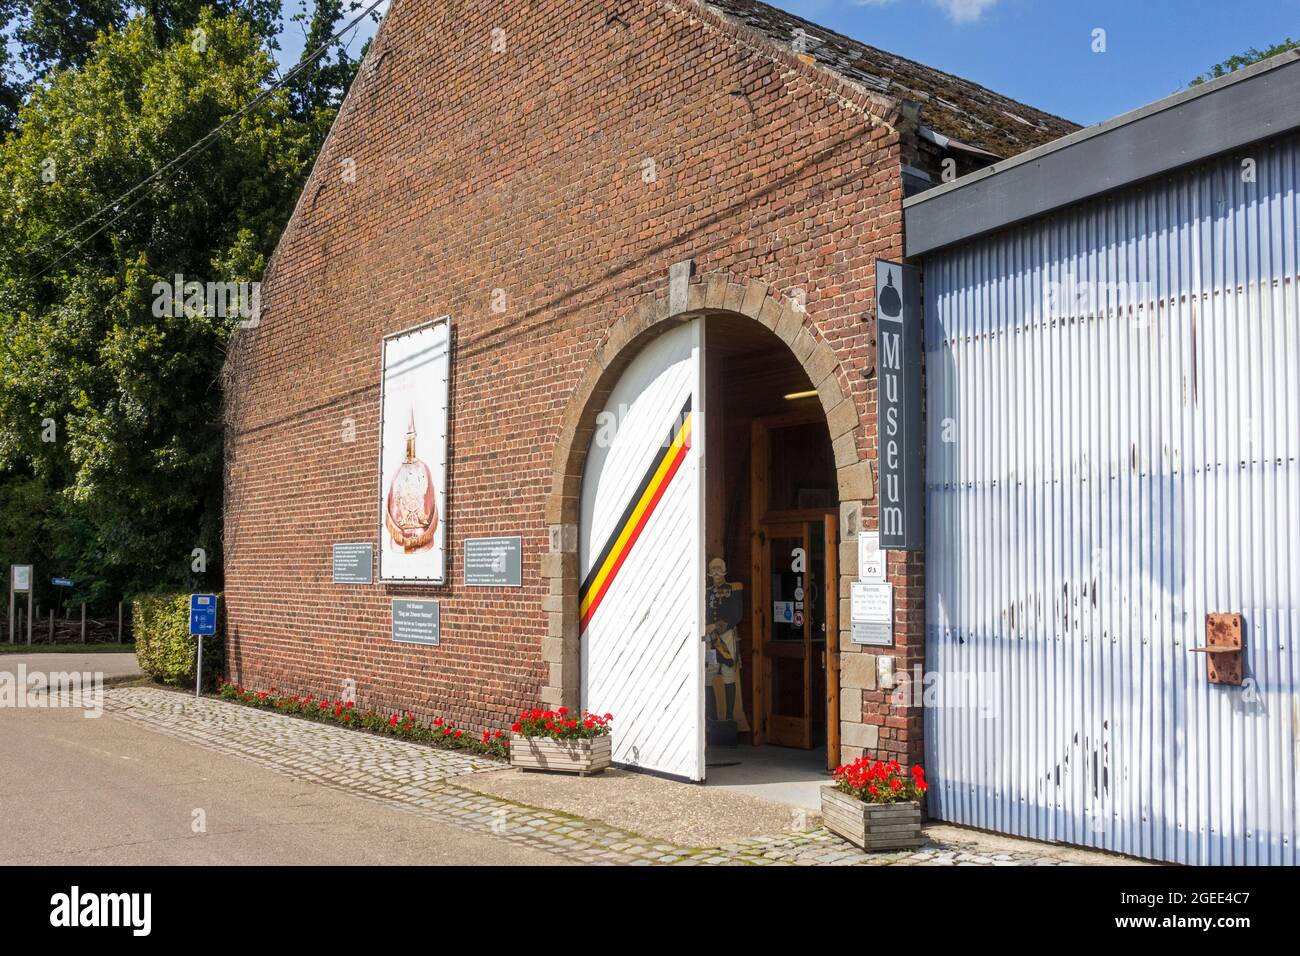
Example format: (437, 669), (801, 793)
(509, 734), (611, 776)
(821, 786), (922, 851)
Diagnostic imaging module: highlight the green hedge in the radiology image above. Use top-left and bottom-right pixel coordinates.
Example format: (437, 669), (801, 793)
(133, 593), (223, 687)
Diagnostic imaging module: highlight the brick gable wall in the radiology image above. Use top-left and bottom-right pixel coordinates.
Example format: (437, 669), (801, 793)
(224, 0), (916, 759)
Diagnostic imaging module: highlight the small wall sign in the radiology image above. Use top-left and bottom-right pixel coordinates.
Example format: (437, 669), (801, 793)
(858, 532), (886, 583)
(463, 536), (522, 587)
(850, 581), (893, 646)
(392, 599), (440, 645)
(332, 543), (374, 584)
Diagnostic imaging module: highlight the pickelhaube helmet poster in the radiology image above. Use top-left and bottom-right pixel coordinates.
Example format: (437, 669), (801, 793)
(378, 317), (450, 583)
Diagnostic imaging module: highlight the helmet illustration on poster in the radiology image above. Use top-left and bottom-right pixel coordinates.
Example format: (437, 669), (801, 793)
(378, 318), (450, 582)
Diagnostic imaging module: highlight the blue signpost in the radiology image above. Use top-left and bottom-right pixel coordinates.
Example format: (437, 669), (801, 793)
(190, 594), (217, 697)
(49, 577), (75, 634)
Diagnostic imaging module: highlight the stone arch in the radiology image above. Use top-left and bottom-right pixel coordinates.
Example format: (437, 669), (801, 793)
(539, 270), (871, 710)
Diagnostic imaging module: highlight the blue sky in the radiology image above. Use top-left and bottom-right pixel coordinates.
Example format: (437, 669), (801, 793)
(285, 0), (1299, 127)
(783, 0), (1299, 124)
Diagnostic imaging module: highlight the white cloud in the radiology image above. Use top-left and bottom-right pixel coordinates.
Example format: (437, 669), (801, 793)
(852, 0), (1001, 24)
(933, 0), (999, 22)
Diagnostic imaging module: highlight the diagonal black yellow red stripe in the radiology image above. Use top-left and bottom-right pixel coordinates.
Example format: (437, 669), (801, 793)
(579, 398), (693, 632)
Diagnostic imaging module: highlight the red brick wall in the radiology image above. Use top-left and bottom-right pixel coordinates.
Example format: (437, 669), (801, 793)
(223, 0), (911, 741)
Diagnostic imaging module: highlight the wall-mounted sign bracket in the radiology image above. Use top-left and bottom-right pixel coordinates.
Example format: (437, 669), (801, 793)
(1191, 613), (1244, 685)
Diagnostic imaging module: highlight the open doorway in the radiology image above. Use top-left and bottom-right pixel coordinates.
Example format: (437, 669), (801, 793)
(701, 314), (838, 808)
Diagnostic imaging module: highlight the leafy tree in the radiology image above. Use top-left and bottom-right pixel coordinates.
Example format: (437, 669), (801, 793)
(0, 2), (374, 609)
(287, 0), (367, 126)
(10, 1), (284, 77)
(0, 1), (369, 137)
(1190, 38), (1300, 85)
(0, 11), (322, 604)
(0, 1), (27, 132)
(12, 0), (126, 77)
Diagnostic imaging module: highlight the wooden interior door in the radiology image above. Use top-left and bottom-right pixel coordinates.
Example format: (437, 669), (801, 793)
(763, 521), (812, 747)
(749, 411), (837, 751)
(757, 517), (833, 750)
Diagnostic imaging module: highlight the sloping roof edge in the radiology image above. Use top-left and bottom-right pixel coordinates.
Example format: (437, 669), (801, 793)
(696, 0), (1079, 157)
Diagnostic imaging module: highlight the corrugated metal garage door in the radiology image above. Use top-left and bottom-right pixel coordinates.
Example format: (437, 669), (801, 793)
(580, 320), (706, 780)
(923, 139), (1300, 864)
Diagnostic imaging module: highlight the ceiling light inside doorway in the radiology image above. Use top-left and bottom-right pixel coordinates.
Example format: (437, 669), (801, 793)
(783, 389), (817, 400)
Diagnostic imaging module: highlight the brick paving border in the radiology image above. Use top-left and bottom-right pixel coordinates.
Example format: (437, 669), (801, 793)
(103, 688), (1088, 866)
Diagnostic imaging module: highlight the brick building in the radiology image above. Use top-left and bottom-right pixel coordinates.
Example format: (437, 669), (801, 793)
(223, 0), (1072, 781)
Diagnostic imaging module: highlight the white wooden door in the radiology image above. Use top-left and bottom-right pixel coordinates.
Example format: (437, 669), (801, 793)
(579, 320), (706, 780)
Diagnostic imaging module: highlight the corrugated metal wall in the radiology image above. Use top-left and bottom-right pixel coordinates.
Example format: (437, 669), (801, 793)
(923, 134), (1300, 865)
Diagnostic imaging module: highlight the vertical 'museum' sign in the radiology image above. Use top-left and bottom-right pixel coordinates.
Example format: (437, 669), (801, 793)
(875, 260), (924, 550)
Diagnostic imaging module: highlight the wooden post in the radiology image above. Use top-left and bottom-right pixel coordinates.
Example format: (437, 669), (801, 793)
(749, 419), (769, 746)
(118, 601), (123, 643)
(825, 513), (840, 770)
(48, 609), (54, 643)
(80, 602), (86, 642)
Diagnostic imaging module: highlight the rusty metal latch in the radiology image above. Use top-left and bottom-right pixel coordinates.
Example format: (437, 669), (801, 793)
(1190, 613), (1244, 685)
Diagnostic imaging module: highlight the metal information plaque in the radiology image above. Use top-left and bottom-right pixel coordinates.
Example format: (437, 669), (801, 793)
(463, 536), (522, 587)
(392, 599), (440, 645)
(332, 543), (374, 584)
(850, 581), (893, 647)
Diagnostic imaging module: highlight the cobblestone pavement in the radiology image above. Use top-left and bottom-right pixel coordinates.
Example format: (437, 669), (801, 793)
(104, 688), (1097, 866)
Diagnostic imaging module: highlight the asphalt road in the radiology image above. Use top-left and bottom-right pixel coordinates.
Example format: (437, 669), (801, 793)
(0, 703), (567, 865)
(0, 652), (141, 680)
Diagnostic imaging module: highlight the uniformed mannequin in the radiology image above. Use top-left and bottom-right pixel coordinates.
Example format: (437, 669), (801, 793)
(705, 557), (749, 734)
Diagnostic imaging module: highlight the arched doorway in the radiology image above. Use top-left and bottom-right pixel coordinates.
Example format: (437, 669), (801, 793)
(701, 313), (839, 797)
(543, 273), (869, 788)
